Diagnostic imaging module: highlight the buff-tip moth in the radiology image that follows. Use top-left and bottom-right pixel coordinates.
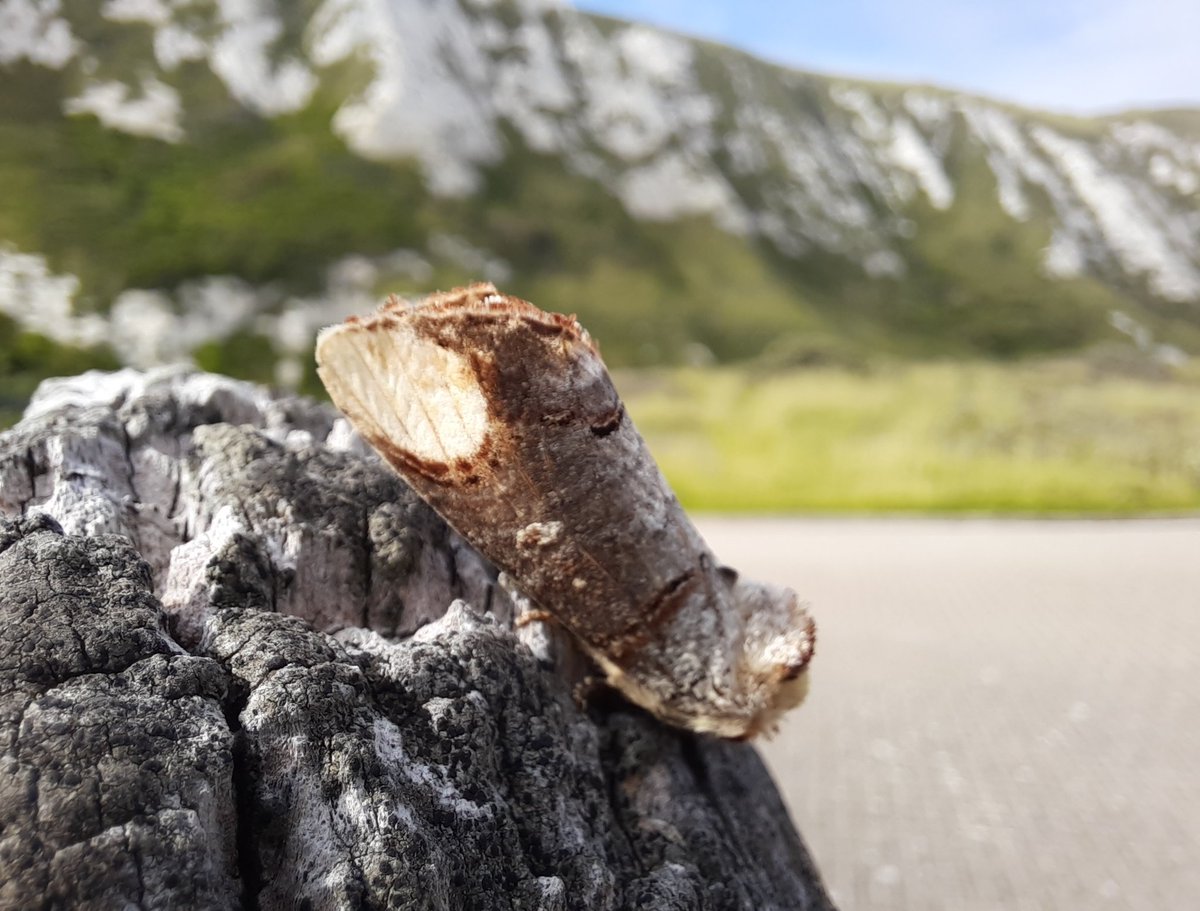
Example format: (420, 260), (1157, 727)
(315, 283), (815, 738)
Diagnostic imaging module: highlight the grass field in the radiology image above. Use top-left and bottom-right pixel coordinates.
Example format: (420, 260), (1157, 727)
(4, 350), (1198, 515)
(618, 358), (1200, 514)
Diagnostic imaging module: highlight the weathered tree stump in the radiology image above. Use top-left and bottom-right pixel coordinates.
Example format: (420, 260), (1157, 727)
(0, 367), (834, 910)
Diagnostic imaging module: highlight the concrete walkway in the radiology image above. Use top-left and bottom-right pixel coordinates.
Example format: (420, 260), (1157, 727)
(695, 518), (1200, 911)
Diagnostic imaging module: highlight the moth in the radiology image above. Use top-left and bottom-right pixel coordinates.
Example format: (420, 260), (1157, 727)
(315, 283), (815, 738)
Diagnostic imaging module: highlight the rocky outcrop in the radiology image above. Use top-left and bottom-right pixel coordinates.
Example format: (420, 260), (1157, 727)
(0, 367), (833, 910)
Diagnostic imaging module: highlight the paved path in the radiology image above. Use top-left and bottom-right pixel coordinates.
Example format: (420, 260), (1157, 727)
(695, 518), (1200, 911)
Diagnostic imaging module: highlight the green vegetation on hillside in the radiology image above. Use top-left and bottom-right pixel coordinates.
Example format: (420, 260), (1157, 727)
(6, 51), (1199, 381)
(3, 8), (1199, 516)
(0, 61), (829, 370)
(0, 317), (121, 427)
(0, 64), (429, 303)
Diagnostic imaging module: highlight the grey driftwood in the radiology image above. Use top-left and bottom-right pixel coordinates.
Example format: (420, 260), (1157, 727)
(0, 367), (834, 911)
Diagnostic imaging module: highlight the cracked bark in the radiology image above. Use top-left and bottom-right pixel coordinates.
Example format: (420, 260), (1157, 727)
(0, 367), (835, 911)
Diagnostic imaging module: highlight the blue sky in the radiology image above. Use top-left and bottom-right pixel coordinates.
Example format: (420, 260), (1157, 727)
(574, 0), (1200, 114)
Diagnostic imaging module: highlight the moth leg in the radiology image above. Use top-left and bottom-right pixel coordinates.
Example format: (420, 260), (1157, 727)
(572, 674), (613, 711)
(514, 608), (559, 628)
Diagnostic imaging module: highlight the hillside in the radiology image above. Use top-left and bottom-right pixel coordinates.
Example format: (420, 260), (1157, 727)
(2, 0), (1199, 414)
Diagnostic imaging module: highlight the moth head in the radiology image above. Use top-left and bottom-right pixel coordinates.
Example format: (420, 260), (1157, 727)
(727, 575), (816, 739)
(315, 307), (492, 472)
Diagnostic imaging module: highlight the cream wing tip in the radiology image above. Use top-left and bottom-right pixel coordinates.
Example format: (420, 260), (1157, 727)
(316, 321), (354, 355)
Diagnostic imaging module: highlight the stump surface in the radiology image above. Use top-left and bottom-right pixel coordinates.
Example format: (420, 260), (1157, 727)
(0, 368), (833, 910)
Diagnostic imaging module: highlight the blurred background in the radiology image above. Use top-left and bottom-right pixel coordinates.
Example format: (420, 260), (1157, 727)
(1, 0), (1197, 907)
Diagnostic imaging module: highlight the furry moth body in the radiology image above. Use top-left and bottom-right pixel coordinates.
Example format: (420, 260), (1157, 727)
(316, 283), (815, 738)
